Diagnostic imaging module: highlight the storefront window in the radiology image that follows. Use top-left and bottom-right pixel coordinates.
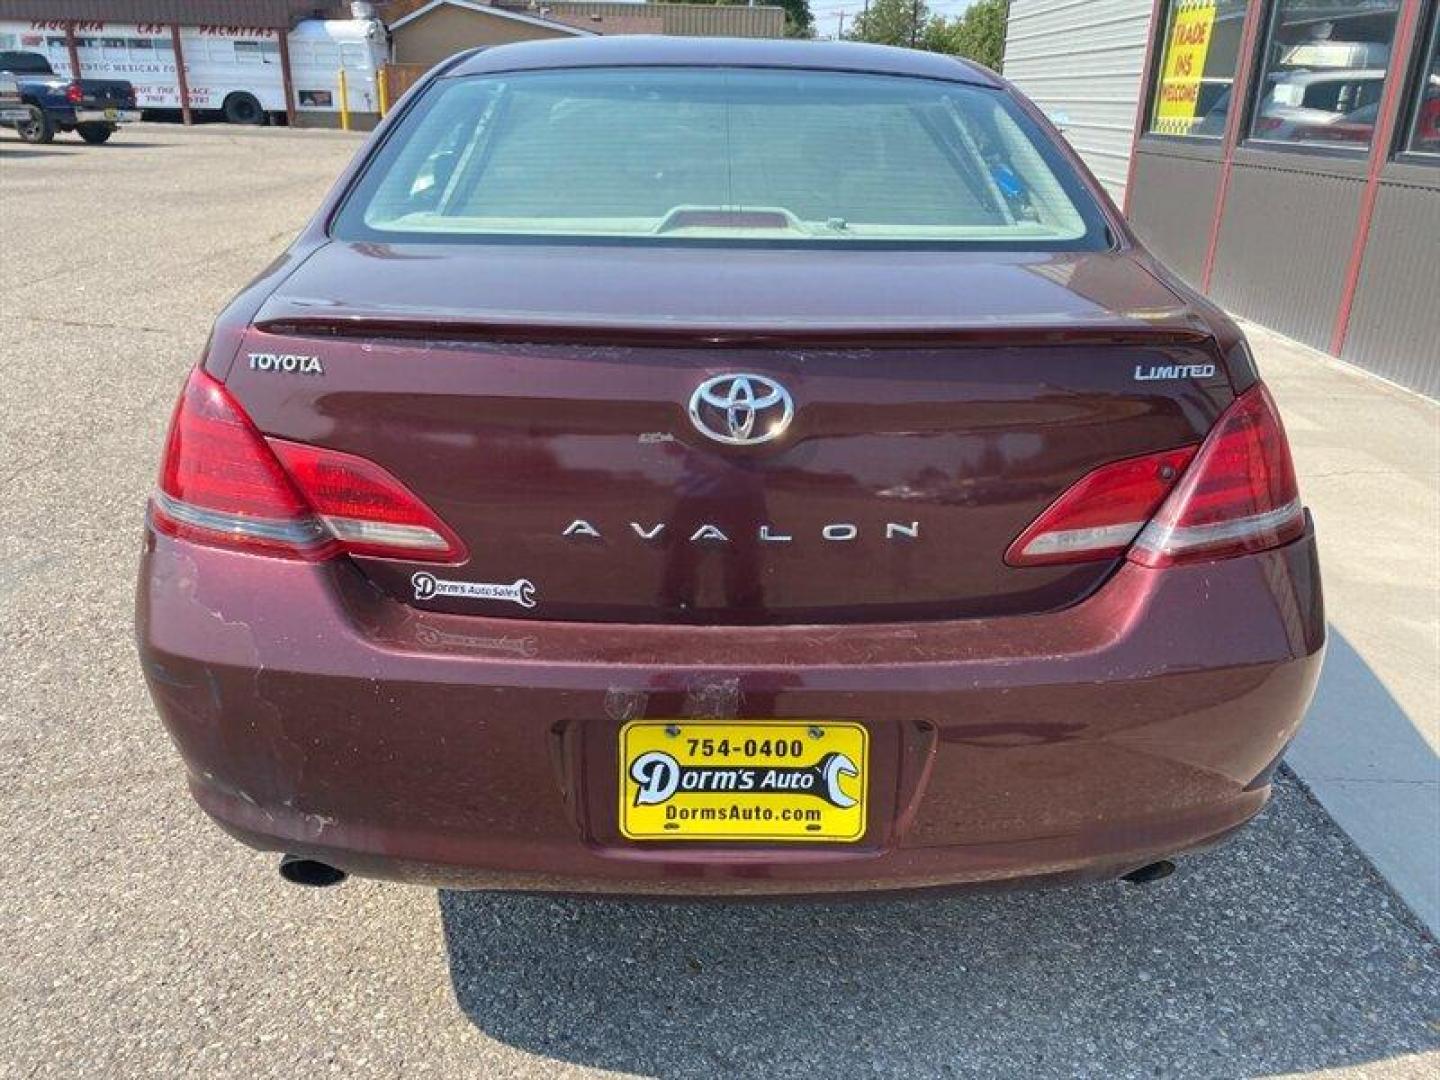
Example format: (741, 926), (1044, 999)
(1250, 0), (1401, 150)
(1403, 10), (1439, 156)
(1148, 0), (1252, 138)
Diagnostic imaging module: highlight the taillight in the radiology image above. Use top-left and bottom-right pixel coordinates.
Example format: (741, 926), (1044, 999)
(1129, 382), (1304, 567)
(150, 368), (465, 563)
(153, 368), (331, 559)
(1005, 446), (1198, 566)
(269, 439), (465, 561)
(65, 82), (83, 104)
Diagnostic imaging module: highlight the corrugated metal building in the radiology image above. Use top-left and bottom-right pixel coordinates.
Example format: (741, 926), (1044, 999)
(388, 0), (592, 65)
(385, 0), (785, 67)
(1002, 0), (1154, 206)
(535, 2), (786, 38)
(381, 0), (785, 45)
(1003, 0), (1440, 398)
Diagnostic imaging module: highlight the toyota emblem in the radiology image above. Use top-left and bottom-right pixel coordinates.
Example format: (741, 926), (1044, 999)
(687, 373), (794, 446)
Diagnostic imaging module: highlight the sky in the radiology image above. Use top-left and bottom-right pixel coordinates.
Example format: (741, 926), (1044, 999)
(808, 0), (979, 41)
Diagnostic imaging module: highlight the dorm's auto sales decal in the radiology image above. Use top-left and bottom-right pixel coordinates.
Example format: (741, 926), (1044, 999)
(1154, 0), (1217, 136)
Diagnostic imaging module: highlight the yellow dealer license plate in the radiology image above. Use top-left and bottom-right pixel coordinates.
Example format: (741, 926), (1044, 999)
(619, 721), (868, 842)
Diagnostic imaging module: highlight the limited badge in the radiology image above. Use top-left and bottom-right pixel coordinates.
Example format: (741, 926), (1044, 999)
(411, 572), (537, 608)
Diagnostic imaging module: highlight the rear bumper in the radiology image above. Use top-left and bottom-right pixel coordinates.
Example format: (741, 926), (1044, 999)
(136, 524), (1324, 895)
(73, 108), (139, 124)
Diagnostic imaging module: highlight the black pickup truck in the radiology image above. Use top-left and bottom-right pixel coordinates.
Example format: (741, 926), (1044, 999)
(0, 50), (139, 144)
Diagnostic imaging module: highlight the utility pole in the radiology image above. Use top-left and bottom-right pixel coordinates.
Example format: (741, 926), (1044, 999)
(910, 0), (920, 47)
(837, 10), (847, 38)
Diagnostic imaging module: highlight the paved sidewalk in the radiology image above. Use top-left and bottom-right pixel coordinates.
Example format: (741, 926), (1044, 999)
(1248, 321), (1440, 935)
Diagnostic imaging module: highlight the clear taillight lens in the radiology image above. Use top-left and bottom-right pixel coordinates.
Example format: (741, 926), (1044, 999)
(150, 368), (465, 563)
(1129, 382), (1304, 567)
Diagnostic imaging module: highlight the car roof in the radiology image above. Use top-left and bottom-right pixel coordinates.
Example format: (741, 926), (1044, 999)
(445, 36), (1003, 89)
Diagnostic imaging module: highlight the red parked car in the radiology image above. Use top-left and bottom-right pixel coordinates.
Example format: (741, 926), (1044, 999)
(137, 38), (1323, 895)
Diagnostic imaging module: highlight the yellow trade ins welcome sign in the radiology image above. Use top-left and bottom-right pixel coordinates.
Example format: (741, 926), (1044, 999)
(1154, 0), (1218, 136)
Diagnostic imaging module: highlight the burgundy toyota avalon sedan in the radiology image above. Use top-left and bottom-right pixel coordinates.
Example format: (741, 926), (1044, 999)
(136, 37), (1324, 895)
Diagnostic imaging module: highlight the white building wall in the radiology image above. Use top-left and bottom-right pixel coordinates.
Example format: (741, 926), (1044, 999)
(1002, 0), (1155, 208)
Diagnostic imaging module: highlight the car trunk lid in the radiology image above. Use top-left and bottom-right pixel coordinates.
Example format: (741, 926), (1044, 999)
(221, 242), (1235, 624)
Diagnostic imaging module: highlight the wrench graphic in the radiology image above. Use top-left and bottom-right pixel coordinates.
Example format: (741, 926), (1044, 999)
(818, 751), (860, 809)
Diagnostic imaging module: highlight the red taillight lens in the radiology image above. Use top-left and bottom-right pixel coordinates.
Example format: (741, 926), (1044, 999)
(151, 368), (464, 563)
(65, 83), (83, 104)
(153, 368), (331, 559)
(269, 439), (465, 561)
(1005, 446), (1198, 567)
(1130, 382), (1303, 567)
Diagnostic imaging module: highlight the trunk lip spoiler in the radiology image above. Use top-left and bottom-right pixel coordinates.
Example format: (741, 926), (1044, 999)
(250, 314), (1217, 350)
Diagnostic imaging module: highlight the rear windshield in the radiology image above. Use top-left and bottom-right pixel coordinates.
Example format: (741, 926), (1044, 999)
(333, 67), (1110, 248)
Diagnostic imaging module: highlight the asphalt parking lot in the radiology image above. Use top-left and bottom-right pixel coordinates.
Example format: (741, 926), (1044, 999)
(2, 123), (1437, 1079)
